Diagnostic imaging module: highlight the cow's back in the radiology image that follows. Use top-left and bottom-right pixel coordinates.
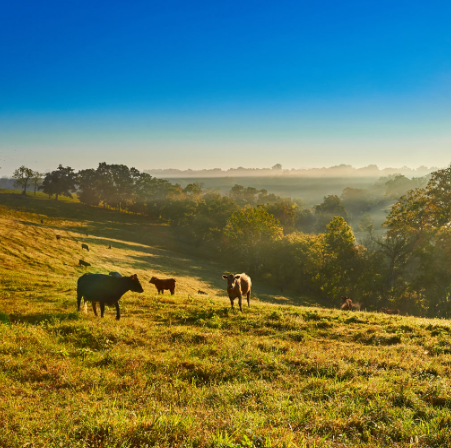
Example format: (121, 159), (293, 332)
(239, 273), (251, 295)
(77, 273), (119, 301)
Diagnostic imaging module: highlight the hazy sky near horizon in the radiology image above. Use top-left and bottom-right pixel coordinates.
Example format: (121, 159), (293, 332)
(1, 0), (450, 175)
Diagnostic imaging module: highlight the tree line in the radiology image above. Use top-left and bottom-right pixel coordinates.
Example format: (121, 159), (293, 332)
(10, 162), (450, 317)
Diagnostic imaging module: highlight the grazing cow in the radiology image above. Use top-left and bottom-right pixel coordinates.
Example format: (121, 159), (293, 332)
(79, 259), (91, 267)
(149, 277), (176, 295)
(222, 273), (252, 311)
(109, 272), (122, 278)
(108, 245), (112, 249)
(82, 243), (89, 251)
(381, 307), (400, 315)
(77, 273), (144, 320)
(198, 290), (207, 295)
(341, 296), (353, 311)
(56, 235), (61, 241)
(40, 219), (44, 224)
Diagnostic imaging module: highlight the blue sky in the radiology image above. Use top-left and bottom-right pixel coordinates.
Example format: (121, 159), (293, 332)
(0, 0), (450, 174)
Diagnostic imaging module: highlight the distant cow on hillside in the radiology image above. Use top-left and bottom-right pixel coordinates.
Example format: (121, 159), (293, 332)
(82, 243), (89, 251)
(40, 219), (44, 224)
(56, 235), (61, 241)
(341, 296), (353, 311)
(198, 290), (207, 295)
(149, 277), (176, 295)
(381, 307), (400, 315)
(77, 273), (144, 320)
(222, 273), (252, 311)
(108, 245), (112, 249)
(109, 272), (122, 278)
(79, 260), (91, 267)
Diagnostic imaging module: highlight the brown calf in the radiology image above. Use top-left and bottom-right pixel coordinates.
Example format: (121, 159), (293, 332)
(341, 296), (353, 310)
(149, 277), (176, 295)
(222, 273), (252, 311)
(56, 235), (61, 241)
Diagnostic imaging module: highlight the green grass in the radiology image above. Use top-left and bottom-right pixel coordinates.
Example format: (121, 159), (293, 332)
(1, 192), (451, 447)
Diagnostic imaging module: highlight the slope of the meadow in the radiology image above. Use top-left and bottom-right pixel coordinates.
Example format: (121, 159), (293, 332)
(1, 192), (451, 448)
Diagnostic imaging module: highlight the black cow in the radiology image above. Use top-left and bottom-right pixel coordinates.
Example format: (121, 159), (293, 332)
(79, 259), (91, 267)
(82, 243), (89, 251)
(77, 273), (144, 320)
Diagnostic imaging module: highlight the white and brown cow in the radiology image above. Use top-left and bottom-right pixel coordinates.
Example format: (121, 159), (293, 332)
(222, 273), (252, 311)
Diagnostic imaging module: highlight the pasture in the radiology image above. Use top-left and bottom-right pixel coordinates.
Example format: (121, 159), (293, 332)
(1, 191), (451, 447)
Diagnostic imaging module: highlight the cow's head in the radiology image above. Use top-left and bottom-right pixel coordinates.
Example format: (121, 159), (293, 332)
(341, 296), (349, 303)
(129, 274), (144, 293)
(222, 274), (241, 291)
(149, 277), (157, 284)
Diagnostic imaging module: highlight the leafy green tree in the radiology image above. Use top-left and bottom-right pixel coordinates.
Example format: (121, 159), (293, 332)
(30, 171), (44, 196)
(266, 202), (297, 234)
(77, 169), (101, 206)
(229, 184), (260, 206)
(40, 165), (77, 200)
(321, 216), (359, 300)
(384, 174), (427, 199)
(267, 232), (324, 294)
(224, 207), (283, 273)
(314, 195), (348, 233)
(295, 208), (316, 234)
(12, 166), (34, 195)
(184, 182), (204, 197)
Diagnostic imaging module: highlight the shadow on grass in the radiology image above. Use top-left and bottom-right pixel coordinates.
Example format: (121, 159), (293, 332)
(9, 312), (80, 325)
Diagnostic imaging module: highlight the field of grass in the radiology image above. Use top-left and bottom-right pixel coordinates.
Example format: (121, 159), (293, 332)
(1, 191), (451, 447)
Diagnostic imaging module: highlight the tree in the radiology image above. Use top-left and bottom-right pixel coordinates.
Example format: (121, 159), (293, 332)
(314, 195), (348, 233)
(30, 171), (44, 196)
(77, 169), (101, 206)
(12, 166), (34, 195)
(224, 206), (283, 273)
(40, 165), (77, 200)
(321, 216), (359, 300)
(266, 202), (297, 234)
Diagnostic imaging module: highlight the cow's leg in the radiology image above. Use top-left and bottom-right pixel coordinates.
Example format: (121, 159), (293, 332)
(115, 302), (120, 320)
(247, 291), (251, 307)
(92, 302), (98, 316)
(100, 303), (105, 318)
(230, 298), (234, 309)
(238, 293), (243, 312)
(77, 292), (82, 312)
(170, 289), (174, 295)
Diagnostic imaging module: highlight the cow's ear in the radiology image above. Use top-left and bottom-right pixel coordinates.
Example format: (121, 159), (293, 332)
(131, 274), (138, 280)
(235, 275), (241, 279)
(222, 275), (228, 279)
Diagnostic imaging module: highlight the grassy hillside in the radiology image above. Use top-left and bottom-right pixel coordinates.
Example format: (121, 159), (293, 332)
(1, 192), (451, 448)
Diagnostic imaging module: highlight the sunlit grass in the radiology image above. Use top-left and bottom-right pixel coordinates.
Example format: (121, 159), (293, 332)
(1, 193), (451, 447)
